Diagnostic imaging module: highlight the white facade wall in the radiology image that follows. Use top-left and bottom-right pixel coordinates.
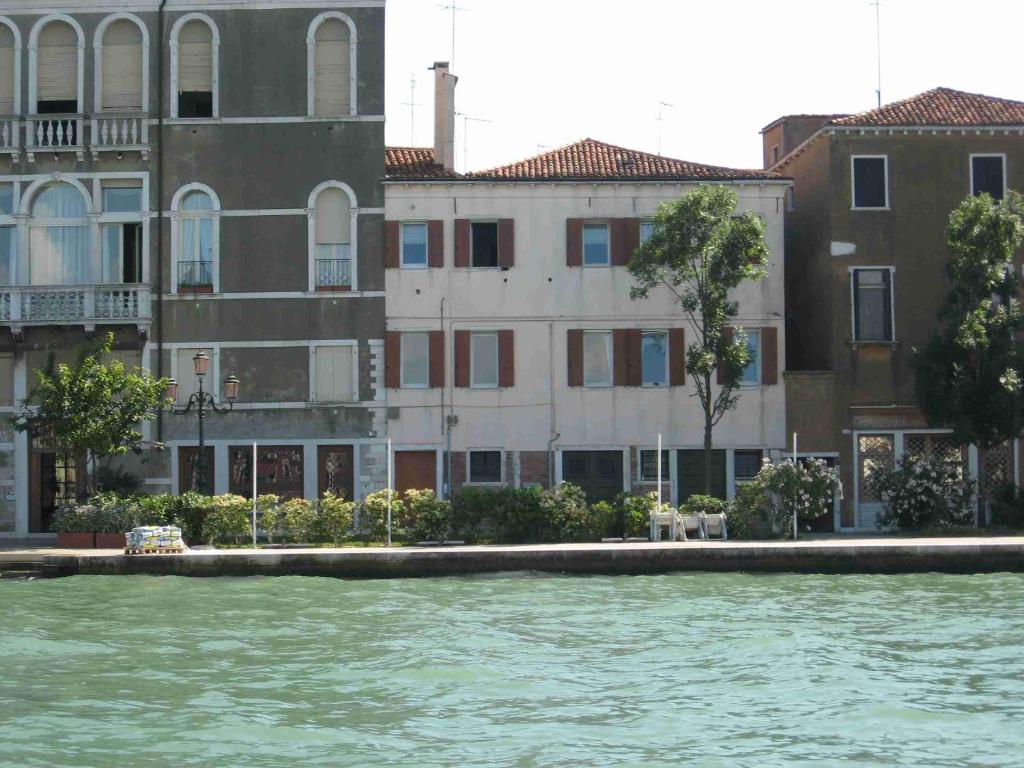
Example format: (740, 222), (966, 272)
(384, 180), (789, 500)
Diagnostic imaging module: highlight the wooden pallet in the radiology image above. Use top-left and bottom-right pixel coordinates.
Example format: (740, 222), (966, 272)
(124, 547), (185, 555)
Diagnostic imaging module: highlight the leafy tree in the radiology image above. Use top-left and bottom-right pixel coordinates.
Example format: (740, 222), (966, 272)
(628, 185), (769, 495)
(13, 332), (169, 494)
(913, 191), (1024, 449)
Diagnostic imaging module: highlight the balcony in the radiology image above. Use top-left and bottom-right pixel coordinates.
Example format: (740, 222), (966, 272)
(0, 117), (18, 156)
(178, 261), (213, 293)
(0, 284), (152, 334)
(23, 115), (85, 161)
(8, 114), (150, 162)
(315, 258), (352, 291)
(90, 113), (150, 160)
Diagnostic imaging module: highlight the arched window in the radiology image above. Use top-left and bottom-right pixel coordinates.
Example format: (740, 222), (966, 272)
(174, 18), (215, 118)
(29, 182), (91, 286)
(314, 186), (352, 289)
(36, 20), (79, 114)
(308, 14), (355, 117)
(100, 19), (143, 111)
(173, 187), (219, 292)
(0, 20), (18, 117)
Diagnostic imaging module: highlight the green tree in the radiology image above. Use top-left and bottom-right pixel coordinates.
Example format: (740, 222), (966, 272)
(913, 191), (1024, 451)
(13, 333), (169, 494)
(628, 185), (769, 495)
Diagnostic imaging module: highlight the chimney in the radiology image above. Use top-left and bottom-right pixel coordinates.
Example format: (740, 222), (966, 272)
(431, 61), (457, 171)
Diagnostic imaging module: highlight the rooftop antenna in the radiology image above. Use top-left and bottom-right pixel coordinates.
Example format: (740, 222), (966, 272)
(657, 101), (674, 156)
(439, 3), (468, 71)
(401, 75), (420, 145)
(871, 0), (882, 106)
(455, 111), (491, 172)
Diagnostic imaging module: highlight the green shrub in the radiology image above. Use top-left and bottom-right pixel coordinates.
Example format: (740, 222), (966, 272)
(590, 500), (620, 539)
(52, 505), (91, 533)
(360, 489), (404, 539)
(727, 484), (770, 540)
(95, 465), (143, 496)
(449, 486), (496, 541)
(876, 453), (974, 531)
(136, 494), (176, 527)
(990, 484), (1024, 528)
(681, 494), (727, 517)
(405, 488), (452, 541)
(491, 486), (548, 543)
(616, 493), (661, 538)
(255, 494), (283, 542)
(317, 492), (355, 545)
(540, 482), (592, 542)
(202, 494), (251, 545)
(172, 491), (209, 544)
(278, 497), (316, 542)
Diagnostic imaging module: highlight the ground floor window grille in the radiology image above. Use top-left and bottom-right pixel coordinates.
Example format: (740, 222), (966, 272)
(857, 434), (894, 504)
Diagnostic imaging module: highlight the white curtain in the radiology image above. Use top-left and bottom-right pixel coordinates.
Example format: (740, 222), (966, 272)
(583, 331), (613, 386)
(32, 184), (88, 218)
(181, 217), (214, 262)
(101, 224), (121, 283)
(30, 226), (90, 285)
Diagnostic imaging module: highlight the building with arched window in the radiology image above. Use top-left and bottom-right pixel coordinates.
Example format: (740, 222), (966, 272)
(0, 3), (386, 537)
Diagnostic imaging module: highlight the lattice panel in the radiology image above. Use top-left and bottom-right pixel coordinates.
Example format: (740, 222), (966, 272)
(858, 435), (895, 504)
(904, 434), (962, 464)
(980, 442), (1015, 502)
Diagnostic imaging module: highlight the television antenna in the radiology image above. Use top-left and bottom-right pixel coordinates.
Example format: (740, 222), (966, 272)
(439, 3), (468, 71)
(401, 75), (420, 145)
(870, 0), (882, 106)
(456, 111), (491, 172)
(657, 101), (674, 156)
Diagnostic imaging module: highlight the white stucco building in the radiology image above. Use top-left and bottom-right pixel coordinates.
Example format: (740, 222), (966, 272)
(382, 65), (791, 504)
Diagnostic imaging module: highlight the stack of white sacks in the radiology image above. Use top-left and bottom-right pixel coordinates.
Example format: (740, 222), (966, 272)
(126, 526), (186, 551)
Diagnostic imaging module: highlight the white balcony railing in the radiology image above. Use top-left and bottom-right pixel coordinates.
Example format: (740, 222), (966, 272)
(24, 115), (85, 159)
(0, 117), (18, 154)
(90, 113), (150, 159)
(0, 285), (152, 331)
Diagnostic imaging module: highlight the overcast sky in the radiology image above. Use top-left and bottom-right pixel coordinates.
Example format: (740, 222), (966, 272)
(384, 0), (1024, 173)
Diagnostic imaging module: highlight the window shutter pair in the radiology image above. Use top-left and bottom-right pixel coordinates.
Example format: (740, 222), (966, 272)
(716, 326), (778, 385)
(454, 220), (515, 267)
(453, 330), (514, 387)
(383, 220), (444, 268)
(385, 330), (445, 388)
(565, 218), (640, 267)
(566, 328), (686, 387)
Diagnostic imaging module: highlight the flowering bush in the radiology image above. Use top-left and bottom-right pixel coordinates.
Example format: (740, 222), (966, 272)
(875, 453), (974, 530)
(731, 458), (842, 538)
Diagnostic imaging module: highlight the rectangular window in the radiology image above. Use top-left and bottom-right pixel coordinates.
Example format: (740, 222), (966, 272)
(468, 450), (502, 483)
(103, 187), (142, 213)
(741, 330), (761, 385)
(471, 221), (499, 268)
(400, 332), (430, 388)
(853, 268), (893, 341)
(583, 223), (610, 266)
(314, 345), (355, 402)
(640, 220), (656, 245)
(640, 449), (670, 482)
(734, 450), (763, 483)
(101, 222), (142, 283)
(641, 331), (668, 386)
(470, 332), (499, 388)
(401, 222), (428, 268)
(770, 145), (780, 165)
(972, 155), (1005, 200)
(583, 330), (613, 387)
(0, 184), (12, 215)
(852, 156), (888, 209)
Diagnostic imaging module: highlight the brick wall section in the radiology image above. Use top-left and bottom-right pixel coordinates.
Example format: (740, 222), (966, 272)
(519, 451), (550, 488)
(447, 451), (467, 495)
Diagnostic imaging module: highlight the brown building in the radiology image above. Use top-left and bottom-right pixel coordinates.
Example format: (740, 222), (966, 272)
(764, 87), (1024, 530)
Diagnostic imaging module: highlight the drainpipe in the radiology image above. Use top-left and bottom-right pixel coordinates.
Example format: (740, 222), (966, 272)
(547, 321), (558, 488)
(155, 0), (167, 443)
(441, 298), (453, 499)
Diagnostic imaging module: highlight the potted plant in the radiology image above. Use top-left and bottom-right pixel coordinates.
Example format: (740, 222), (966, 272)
(52, 505), (95, 548)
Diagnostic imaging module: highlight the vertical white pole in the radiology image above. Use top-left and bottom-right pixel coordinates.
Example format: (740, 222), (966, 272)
(386, 438), (393, 547)
(792, 432), (798, 541)
(657, 433), (663, 511)
(251, 441), (257, 549)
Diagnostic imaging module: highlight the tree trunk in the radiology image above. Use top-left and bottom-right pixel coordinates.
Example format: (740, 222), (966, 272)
(703, 372), (713, 496)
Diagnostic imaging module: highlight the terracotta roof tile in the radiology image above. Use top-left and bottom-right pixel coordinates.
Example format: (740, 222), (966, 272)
(829, 87), (1024, 127)
(465, 138), (780, 181)
(384, 146), (461, 179)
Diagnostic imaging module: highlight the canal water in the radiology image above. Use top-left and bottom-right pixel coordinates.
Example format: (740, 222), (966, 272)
(1, 572), (1022, 767)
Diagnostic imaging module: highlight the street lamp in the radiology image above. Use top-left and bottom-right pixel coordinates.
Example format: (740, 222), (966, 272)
(167, 352), (240, 494)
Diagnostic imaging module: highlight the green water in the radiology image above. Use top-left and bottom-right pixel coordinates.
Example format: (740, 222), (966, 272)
(1, 574), (1023, 767)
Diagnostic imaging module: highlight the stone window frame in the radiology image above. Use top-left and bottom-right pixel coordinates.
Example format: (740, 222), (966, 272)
(169, 182), (221, 294)
(307, 180), (359, 292)
(309, 341), (359, 404)
(306, 11), (358, 118)
(0, 16), (23, 116)
(92, 12), (149, 115)
(466, 448), (505, 485)
(168, 12), (219, 120)
(28, 13), (85, 115)
(850, 154), (889, 211)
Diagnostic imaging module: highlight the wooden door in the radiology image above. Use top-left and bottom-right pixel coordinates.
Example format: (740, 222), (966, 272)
(178, 446), (215, 495)
(229, 445), (304, 500)
(318, 445), (354, 500)
(677, 449), (727, 502)
(561, 451), (624, 504)
(394, 451), (436, 495)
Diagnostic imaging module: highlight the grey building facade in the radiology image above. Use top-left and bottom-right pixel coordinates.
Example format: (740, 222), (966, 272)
(0, 0), (387, 537)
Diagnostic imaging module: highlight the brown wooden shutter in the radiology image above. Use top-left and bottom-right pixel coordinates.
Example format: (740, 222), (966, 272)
(428, 330), (445, 388)
(624, 218), (640, 264)
(454, 219), (470, 268)
(624, 329), (642, 386)
(610, 220), (629, 267)
(498, 219), (515, 268)
(613, 329), (629, 386)
(454, 330), (470, 388)
(428, 220), (444, 268)
(761, 326), (778, 385)
(566, 219), (583, 267)
(717, 327), (734, 385)
(383, 221), (400, 268)
(567, 329), (583, 386)
(669, 328), (686, 386)
(498, 329), (514, 387)
(385, 331), (401, 388)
